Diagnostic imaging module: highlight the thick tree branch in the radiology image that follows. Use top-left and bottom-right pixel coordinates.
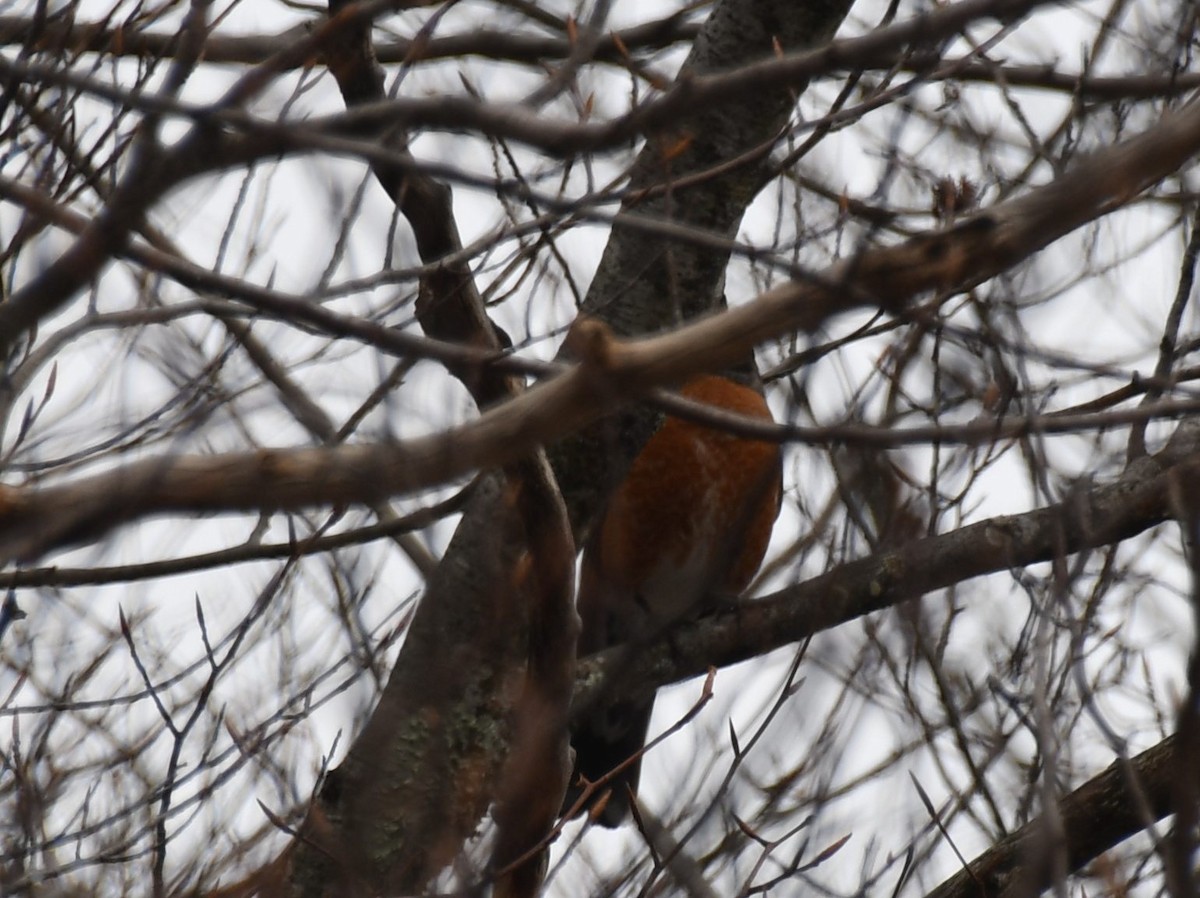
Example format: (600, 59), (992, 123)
(575, 427), (1199, 711)
(282, 3), (577, 895)
(7, 12), (1196, 102)
(926, 734), (1177, 898)
(2, 89), (1198, 563)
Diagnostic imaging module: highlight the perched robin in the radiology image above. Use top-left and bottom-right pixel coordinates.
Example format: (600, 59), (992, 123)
(566, 374), (783, 826)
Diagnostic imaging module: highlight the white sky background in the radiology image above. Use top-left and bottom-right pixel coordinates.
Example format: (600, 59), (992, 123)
(0, 0), (1197, 894)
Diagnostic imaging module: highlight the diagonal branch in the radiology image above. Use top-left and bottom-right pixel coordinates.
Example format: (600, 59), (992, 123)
(574, 427), (1200, 711)
(925, 734), (1177, 898)
(2, 90), (1199, 563)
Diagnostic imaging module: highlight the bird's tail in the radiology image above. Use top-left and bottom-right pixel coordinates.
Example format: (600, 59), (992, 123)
(562, 698), (652, 827)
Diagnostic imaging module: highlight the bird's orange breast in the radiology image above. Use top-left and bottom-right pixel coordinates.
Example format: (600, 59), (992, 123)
(583, 375), (782, 636)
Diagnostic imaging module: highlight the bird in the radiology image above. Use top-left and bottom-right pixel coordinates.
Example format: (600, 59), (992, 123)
(565, 373), (782, 826)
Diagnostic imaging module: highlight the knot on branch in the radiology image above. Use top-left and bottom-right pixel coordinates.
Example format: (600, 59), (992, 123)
(563, 315), (619, 376)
